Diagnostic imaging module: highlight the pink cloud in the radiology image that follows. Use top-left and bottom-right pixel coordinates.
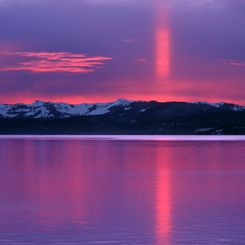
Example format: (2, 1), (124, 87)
(219, 59), (245, 67)
(0, 51), (112, 73)
(135, 58), (148, 65)
(122, 38), (139, 44)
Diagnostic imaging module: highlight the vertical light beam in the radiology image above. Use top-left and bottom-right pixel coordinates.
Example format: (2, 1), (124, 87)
(155, 0), (171, 82)
(156, 28), (170, 79)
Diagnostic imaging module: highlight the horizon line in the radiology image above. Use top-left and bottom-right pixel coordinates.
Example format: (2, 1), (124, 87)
(0, 98), (244, 107)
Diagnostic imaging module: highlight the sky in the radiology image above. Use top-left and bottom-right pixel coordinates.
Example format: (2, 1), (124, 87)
(0, 0), (244, 104)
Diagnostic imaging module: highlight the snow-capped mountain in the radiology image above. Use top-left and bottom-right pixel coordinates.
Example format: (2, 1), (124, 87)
(0, 99), (244, 135)
(0, 99), (244, 119)
(0, 99), (132, 119)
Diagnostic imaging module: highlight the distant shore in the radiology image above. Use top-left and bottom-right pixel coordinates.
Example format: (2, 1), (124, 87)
(0, 135), (245, 141)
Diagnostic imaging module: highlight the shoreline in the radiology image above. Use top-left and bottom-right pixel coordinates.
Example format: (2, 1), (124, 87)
(0, 135), (245, 141)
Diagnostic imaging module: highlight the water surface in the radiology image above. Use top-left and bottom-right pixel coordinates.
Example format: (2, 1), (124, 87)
(0, 136), (245, 244)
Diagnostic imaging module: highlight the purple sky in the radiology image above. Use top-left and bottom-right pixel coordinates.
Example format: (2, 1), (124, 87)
(0, 0), (244, 104)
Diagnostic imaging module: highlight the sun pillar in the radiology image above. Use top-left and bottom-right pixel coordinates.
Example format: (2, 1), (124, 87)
(155, 0), (171, 84)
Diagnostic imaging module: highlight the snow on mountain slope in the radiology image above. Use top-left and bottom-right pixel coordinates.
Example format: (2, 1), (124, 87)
(0, 99), (133, 119)
(0, 99), (244, 119)
(193, 101), (245, 111)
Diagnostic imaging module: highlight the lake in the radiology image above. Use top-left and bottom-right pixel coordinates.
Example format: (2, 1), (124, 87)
(0, 136), (245, 244)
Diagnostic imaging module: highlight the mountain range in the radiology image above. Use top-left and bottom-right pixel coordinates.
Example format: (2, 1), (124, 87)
(0, 99), (244, 134)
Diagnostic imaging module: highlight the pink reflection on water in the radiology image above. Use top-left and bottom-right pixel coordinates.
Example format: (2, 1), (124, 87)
(0, 139), (245, 244)
(33, 141), (87, 228)
(155, 145), (172, 245)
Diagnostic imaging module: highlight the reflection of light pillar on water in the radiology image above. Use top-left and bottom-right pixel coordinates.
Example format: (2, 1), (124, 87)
(155, 147), (172, 245)
(155, 0), (171, 84)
